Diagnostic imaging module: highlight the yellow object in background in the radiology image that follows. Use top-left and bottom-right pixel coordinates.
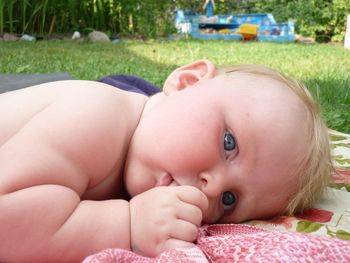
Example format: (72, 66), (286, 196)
(218, 29), (231, 34)
(236, 24), (258, 40)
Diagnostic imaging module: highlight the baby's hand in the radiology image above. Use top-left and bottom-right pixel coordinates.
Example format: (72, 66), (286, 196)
(129, 185), (208, 257)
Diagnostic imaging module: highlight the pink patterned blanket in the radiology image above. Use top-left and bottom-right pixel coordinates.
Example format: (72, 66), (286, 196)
(84, 224), (350, 262)
(84, 130), (350, 262)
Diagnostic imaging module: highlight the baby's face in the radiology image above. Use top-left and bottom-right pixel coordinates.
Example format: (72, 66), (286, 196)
(124, 72), (308, 223)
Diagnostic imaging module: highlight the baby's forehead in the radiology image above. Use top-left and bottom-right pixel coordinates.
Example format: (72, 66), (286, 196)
(204, 70), (310, 131)
(218, 70), (310, 136)
(216, 71), (300, 103)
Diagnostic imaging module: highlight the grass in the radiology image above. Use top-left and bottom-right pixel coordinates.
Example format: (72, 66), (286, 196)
(0, 39), (349, 133)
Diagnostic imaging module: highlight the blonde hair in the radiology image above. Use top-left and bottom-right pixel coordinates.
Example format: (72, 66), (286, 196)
(217, 64), (333, 215)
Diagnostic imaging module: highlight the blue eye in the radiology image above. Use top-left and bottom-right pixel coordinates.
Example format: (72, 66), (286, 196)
(222, 191), (237, 211)
(224, 132), (236, 151)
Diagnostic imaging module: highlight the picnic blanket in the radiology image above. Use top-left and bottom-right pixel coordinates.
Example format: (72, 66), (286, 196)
(0, 73), (73, 93)
(84, 129), (350, 262)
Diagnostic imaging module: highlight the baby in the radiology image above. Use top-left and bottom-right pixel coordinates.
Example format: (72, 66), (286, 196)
(0, 59), (332, 262)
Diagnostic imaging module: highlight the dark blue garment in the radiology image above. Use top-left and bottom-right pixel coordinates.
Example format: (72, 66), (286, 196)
(98, 75), (161, 96)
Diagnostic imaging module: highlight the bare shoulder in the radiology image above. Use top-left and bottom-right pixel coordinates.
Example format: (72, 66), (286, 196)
(0, 80), (147, 198)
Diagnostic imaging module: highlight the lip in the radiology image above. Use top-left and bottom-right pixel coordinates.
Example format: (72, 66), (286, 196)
(155, 173), (179, 187)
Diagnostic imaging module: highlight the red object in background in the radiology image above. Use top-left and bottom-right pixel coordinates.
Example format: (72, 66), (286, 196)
(332, 169), (350, 183)
(297, 208), (333, 223)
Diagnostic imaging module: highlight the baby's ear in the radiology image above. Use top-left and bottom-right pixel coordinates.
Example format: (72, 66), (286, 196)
(163, 59), (216, 95)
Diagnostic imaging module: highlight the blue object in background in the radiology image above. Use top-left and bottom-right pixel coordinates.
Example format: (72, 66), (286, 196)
(204, 0), (215, 17)
(175, 10), (295, 42)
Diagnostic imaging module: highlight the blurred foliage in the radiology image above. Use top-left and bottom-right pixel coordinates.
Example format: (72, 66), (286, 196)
(0, 0), (349, 41)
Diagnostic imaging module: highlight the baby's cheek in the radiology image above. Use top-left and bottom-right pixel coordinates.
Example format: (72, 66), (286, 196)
(180, 137), (219, 169)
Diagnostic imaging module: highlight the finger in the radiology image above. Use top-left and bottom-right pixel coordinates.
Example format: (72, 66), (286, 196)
(161, 238), (196, 253)
(169, 219), (199, 242)
(175, 185), (209, 213)
(176, 202), (203, 226)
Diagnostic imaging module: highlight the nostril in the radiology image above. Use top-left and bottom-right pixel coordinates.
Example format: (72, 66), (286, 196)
(199, 175), (209, 190)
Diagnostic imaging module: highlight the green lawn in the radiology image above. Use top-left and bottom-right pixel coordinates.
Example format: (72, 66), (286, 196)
(0, 39), (349, 133)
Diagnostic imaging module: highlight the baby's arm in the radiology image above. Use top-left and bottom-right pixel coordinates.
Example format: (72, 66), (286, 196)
(0, 85), (137, 262)
(0, 185), (131, 262)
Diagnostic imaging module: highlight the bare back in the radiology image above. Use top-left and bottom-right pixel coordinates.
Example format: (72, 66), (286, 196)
(0, 80), (147, 261)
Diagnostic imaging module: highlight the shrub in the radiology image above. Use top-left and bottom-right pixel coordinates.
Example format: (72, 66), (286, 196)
(0, 0), (349, 42)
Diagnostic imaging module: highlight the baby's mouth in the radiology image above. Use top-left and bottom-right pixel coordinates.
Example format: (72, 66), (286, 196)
(156, 173), (179, 187)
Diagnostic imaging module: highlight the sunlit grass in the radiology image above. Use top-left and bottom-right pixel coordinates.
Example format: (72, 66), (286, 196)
(0, 39), (349, 133)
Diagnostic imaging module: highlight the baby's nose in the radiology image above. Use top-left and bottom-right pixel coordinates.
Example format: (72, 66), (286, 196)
(199, 171), (223, 198)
